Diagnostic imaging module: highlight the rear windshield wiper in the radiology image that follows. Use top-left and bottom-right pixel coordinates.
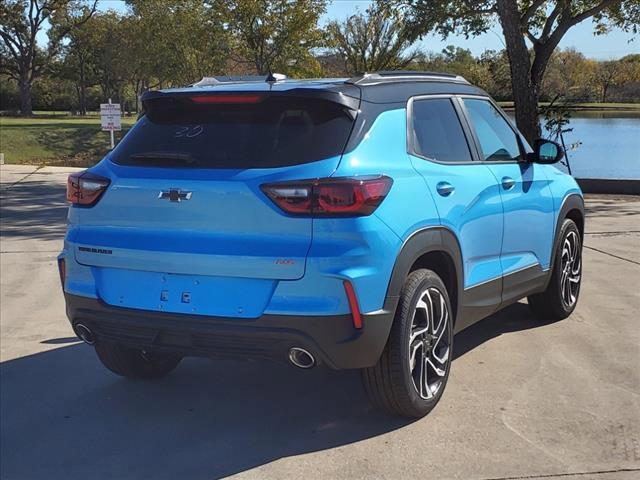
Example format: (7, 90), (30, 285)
(128, 152), (199, 166)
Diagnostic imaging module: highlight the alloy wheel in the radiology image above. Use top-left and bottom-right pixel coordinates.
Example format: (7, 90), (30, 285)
(408, 287), (451, 399)
(560, 230), (581, 309)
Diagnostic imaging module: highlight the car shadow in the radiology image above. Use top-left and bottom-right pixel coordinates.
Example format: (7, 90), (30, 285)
(0, 178), (69, 241)
(453, 301), (554, 360)
(1, 301), (550, 479)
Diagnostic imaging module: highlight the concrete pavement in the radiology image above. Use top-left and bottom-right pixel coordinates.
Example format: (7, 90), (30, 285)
(1, 164), (638, 480)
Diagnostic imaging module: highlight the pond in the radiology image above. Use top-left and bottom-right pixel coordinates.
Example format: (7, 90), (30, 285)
(510, 111), (640, 180)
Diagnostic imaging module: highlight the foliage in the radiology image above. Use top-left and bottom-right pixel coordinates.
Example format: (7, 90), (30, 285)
(325, 2), (417, 74)
(220, 0), (327, 76)
(0, 0), (98, 114)
(1, 0), (639, 117)
(542, 48), (597, 101)
(396, 0), (640, 142)
(126, 0), (230, 86)
(540, 95), (582, 174)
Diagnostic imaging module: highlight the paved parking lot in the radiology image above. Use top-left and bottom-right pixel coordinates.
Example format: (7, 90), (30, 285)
(1, 164), (639, 480)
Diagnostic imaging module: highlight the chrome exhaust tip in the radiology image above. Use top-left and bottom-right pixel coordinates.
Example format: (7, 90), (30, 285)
(288, 347), (315, 369)
(73, 323), (95, 345)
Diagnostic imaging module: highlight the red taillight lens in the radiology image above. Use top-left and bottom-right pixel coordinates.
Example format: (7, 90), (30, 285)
(343, 280), (363, 329)
(261, 176), (392, 217)
(67, 172), (110, 206)
(190, 94), (263, 104)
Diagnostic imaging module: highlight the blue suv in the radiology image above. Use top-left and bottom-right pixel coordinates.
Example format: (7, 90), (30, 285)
(60, 72), (584, 417)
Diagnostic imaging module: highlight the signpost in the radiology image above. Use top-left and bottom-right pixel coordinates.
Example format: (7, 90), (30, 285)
(100, 99), (121, 149)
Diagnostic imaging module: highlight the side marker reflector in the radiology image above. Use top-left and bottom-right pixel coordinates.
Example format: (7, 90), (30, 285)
(343, 280), (362, 329)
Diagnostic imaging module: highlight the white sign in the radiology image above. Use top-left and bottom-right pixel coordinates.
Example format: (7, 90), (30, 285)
(100, 103), (121, 132)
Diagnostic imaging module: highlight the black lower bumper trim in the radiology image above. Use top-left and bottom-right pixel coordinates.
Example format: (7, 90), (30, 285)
(65, 294), (396, 370)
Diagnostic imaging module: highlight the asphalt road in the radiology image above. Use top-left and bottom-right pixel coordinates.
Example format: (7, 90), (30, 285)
(1, 165), (639, 480)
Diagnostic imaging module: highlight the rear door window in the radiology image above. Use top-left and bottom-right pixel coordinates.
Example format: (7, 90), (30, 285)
(111, 96), (355, 169)
(463, 98), (523, 162)
(410, 98), (473, 163)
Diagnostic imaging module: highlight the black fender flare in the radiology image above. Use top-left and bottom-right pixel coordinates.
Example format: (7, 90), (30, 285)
(545, 193), (585, 287)
(384, 226), (464, 325)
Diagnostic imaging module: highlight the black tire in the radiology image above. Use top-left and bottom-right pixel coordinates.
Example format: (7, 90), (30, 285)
(528, 218), (582, 321)
(95, 342), (182, 379)
(362, 269), (454, 418)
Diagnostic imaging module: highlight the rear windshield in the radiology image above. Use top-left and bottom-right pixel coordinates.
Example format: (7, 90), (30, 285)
(111, 96), (355, 169)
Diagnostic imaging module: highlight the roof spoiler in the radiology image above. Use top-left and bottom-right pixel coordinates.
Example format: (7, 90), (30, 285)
(141, 86), (360, 112)
(191, 73), (288, 87)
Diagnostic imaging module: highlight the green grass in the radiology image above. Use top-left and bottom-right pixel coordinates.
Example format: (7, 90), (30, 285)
(1, 102), (639, 165)
(0, 116), (136, 166)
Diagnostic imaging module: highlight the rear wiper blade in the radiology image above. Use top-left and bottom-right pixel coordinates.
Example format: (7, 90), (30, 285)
(129, 152), (198, 165)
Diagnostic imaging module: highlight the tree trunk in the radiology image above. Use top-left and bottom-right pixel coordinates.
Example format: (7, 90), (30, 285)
(512, 74), (541, 144)
(496, 0), (541, 144)
(601, 83), (609, 103)
(79, 85), (87, 115)
(19, 76), (33, 116)
(74, 84), (82, 115)
(78, 60), (87, 115)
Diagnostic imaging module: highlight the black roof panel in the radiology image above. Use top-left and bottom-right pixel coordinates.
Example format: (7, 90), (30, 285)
(155, 72), (488, 106)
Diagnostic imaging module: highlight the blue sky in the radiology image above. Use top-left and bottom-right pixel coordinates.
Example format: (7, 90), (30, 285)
(91, 0), (639, 59)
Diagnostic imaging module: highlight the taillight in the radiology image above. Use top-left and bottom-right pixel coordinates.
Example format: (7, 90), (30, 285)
(261, 176), (392, 217)
(67, 172), (110, 206)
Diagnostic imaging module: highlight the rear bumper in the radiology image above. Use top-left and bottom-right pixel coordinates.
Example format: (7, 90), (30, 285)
(65, 294), (396, 370)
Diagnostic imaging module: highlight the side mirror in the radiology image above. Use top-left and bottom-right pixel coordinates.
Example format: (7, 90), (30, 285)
(529, 139), (564, 164)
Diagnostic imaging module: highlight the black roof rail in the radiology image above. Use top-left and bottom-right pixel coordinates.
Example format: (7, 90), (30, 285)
(346, 71), (469, 86)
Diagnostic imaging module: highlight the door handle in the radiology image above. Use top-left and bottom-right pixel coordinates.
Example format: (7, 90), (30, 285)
(436, 181), (455, 197)
(501, 176), (516, 190)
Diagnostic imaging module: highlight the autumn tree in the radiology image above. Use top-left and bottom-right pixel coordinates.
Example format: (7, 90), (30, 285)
(0, 0), (97, 115)
(326, 3), (417, 74)
(398, 0), (640, 143)
(543, 48), (598, 101)
(593, 56), (638, 102)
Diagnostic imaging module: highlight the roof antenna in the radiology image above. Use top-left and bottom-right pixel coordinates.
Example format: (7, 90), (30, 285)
(265, 71), (287, 83)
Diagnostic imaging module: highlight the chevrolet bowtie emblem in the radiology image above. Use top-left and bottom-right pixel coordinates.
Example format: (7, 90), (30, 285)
(158, 189), (192, 202)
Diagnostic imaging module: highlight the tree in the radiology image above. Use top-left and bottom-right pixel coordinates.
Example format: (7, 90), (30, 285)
(399, 0), (640, 143)
(0, 0), (97, 115)
(84, 12), (132, 104)
(220, 0), (327, 76)
(58, 15), (97, 114)
(126, 0), (230, 90)
(326, 3), (417, 74)
(412, 46), (496, 92)
(543, 48), (597, 101)
(594, 58), (631, 102)
(478, 49), (512, 100)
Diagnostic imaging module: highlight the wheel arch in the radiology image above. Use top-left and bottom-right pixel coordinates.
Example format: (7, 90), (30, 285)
(547, 193), (585, 282)
(384, 227), (464, 327)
